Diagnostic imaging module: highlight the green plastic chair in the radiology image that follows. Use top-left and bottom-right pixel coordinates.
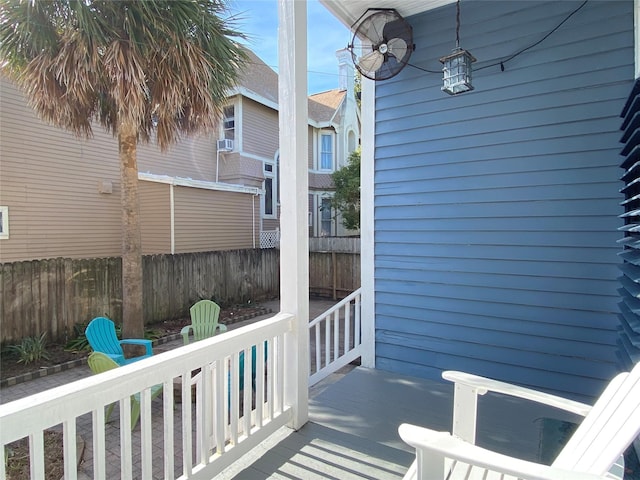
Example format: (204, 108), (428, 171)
(181, 300), (228, 345)
(87, 352), (163, 429)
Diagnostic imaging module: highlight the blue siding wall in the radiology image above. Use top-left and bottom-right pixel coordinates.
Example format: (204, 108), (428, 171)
(373, 0), (634, 402)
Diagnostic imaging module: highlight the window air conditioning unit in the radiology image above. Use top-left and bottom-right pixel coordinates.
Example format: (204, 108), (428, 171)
(217, 138), (233, 152)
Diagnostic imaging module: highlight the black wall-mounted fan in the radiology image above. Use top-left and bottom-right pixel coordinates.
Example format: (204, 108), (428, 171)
(348, 9), (414, 81)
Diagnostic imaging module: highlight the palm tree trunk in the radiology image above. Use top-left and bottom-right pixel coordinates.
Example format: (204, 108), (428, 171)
(119, 124), (144, 339)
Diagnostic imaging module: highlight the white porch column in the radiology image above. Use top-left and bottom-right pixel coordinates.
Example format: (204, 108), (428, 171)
(279, 0), (309, 430)
(360, 76), (376, 368)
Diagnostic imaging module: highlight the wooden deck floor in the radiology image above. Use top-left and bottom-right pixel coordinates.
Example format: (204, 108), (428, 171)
(233, 366), (583, 479)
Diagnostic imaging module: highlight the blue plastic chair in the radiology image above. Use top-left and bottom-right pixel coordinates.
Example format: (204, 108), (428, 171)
(85, 316), (153, 365)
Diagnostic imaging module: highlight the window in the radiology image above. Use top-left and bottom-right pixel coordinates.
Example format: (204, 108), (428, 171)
(320, 198), (333, 236)
(320, 132), (334, 170)
(0, 206), (8, 239)
(223, 105), (235, 140)
(263, 162), (276, 218)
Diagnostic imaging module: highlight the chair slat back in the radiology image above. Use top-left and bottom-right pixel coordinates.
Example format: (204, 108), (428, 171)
(189, 300), (222, 341)
(553, 363), (640, 475)
(86, 317), (124, 357)
(87, 351), (120, 374)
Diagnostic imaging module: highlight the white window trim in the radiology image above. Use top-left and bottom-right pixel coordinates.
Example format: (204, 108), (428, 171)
(311, 192), (335, 236)
(221, 97), (241, 151)
(317, 130), (335, 172)
(263, 161), (277, 220)
(0, 206), (8, 240)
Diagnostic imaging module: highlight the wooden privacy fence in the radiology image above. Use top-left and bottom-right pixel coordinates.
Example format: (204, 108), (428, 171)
(309, 237), (360, 299)
(1, 249), (279, 344)
(1, 240), (360, 344)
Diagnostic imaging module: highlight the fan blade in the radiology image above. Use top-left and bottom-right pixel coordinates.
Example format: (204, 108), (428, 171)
(359, 11), (393, 43)
(387, 37), (408, 62)
(358, 50), (384, 73)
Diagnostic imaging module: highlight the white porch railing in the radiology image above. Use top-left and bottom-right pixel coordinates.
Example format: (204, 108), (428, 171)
(308, 288), (362, 387)
(1, 291), (364, 479)
(1, 313), (294, 480)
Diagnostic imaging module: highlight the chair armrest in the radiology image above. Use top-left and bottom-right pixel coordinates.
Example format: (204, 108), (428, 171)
(119, 338), (153, 356)
(180, 325), (193, 344)
(398, 423), (608, 480)
(442, 370), (592, 416)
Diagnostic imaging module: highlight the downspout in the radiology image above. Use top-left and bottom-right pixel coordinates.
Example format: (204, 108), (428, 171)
(252, 193), (257, 248)
(170, 183), (175, 254)
(216, 149), (220, 183)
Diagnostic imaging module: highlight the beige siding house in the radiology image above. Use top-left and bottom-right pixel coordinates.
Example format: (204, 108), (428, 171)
(0, 48), (359, 263)
(0, 77), (260, 263)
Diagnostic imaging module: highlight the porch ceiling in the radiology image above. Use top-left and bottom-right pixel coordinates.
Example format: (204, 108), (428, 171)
(319, 0), (455, 29)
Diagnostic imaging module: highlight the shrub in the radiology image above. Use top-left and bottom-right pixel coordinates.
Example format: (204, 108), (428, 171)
(5, 333), (50, 364)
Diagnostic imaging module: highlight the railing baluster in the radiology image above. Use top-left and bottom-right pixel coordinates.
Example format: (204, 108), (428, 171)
(92, 408), (106, 480)
(120, 396), (133, 479)
(345, 299), (351, 353)
(324, 315), (331, 368)
(195, 369), (203, 463)
(140, 388), (153, 478)
(181, 370), (193, 478)
(163, 379), (175, 480)
(267, 337), (274, 420)
(333, 310), (340, 361)
(62, 420), (77, 480)
(215, 360), (225, 455)
(355, 294), (361, 345)
(255, 340), (265, 428)
(230, 353), (239, 446)
(277, 334), (284, 414)
(29, 432), (45, 480)
(314, 324), (321, 375)
(201, 362), (213, 466)
(243, 346), (252, 437)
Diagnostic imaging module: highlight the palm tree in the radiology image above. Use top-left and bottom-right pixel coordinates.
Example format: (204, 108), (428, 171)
(0, 0), (246, 339)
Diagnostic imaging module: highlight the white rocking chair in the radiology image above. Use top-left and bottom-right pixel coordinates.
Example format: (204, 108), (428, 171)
(399, 363), (640, 480)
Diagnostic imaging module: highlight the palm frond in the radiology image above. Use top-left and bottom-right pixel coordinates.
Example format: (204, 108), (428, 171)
(0, 0), (248, 149)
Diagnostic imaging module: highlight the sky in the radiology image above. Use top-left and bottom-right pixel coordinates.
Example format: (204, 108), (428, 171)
(227, 0), (351, 94)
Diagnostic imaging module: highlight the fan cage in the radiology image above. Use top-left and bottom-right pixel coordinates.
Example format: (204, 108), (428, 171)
(348, 8), (414, 81)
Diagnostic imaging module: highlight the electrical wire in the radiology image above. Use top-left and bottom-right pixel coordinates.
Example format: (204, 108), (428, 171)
(406, 0), (588, 76)
(475, 0), (588, 72)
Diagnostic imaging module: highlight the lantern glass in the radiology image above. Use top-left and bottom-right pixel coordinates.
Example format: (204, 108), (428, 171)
(439, 48), (476, 95)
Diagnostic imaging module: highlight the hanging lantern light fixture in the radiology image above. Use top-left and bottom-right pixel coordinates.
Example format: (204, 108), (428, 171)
(440, 0), (475, 95)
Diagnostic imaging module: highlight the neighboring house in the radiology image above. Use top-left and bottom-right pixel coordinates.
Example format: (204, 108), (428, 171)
(219, 49), (360, 241)
(308, 49), (361, 237)
(0, 49), (360, 263)
(322, 0), (636, 402)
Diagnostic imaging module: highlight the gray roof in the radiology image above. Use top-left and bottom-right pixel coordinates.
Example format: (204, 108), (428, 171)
(236, 49), (345, 124)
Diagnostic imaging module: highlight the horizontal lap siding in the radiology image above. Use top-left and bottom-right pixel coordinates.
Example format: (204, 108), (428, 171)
(173, 187), (258, 252)
(139, 182), (171, 254)
(374, 0), (633, 401)
(242, 99), (279, 159)
(0, 79), (121, 262)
